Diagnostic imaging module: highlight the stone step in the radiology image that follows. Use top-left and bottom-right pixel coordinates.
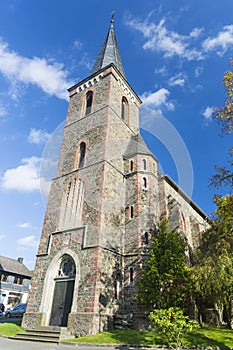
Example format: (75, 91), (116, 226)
(22, 329), (61, 336)
(16, 332), (60, 340)
(9, 335), (60, 343)
(35, 326), (62, 332)
(11, 326), (74, 343)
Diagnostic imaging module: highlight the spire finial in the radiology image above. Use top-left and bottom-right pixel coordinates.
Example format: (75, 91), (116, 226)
(110, 11), (115, 28)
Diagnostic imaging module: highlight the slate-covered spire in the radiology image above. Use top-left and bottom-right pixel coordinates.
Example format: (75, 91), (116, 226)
(91, 13), (126, 78)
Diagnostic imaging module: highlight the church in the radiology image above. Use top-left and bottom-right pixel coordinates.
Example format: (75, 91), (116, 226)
(22, 16), (208, 337)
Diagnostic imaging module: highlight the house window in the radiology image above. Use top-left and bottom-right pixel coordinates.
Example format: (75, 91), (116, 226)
(121, 97), (128, 121)
(1, 274), (8, 282)
(85, 91), (93, 115)
(130, 160), (134, 171)
(13, 276), (24, 285)
(143, 177), (147, 188)
(142, 159), (147, 170)
(78, 142), (86, 168)
(129, 267), (134, 283)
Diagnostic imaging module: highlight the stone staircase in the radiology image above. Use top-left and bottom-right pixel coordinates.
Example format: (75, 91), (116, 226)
(10, 326), (74, 343)
(113, 313), (133, 330)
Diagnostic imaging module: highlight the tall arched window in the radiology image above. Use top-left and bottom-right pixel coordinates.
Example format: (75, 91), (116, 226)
(85, 91), (93, 115)
(129, 267), (134, 283)
(130, 160), (134, 171)
(142, 159), (147, 170)
(130, 206), (134, 219)
(143, 232), (149, 244)
(121, 97), (128, 121)
(143, 177), (147, 188)
(79, 142), (86, 168)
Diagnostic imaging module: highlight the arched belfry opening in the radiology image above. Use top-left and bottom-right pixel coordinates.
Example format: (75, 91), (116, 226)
(121, 96), (128, 121)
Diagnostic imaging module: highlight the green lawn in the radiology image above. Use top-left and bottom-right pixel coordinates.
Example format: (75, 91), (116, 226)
(0, 323), (25, 337)
(65, 327), (233, 348)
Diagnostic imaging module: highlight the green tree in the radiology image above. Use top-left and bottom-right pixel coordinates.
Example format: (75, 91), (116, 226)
(210, 59), (233, 190)
(137, 220), (191, 313)
(194, 61), (233, 328)
(192, 195), (233, 328)
(213, 59), (233, 135)
(149, 307), (199, 349)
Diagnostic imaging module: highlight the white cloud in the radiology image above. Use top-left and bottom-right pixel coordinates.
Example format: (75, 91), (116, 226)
(17, 222), (31, 229)
(202, 106), (214, 124)
(195, 66), (203, 77)
(1, 156), (41, 191)
(28, 128), (51, 145)
(17, 235), (39, 248)
(203, 25), (233, 55)
(0, 104), (7, 118)
(168, 73), (187, 87)
(0, 37), (74, 100)
(125, 16), (203, 61)
(140, 88), (174, 110)
(190, 27), (204, 39)
(155, 66), (167, 76)
(0, 234), (6, 240)
(73, 40), (83, 50)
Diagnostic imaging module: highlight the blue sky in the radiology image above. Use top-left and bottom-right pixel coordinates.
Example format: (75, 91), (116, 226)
(0, 0), (232, 269)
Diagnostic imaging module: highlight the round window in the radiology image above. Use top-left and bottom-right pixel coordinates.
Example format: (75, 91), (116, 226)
(58, 257), (76, 277)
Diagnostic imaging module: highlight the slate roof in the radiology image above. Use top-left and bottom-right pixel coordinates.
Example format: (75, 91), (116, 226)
(124, 133), (157, 160)
(0, 256), (32, 278)
(91, 15), (125, 78)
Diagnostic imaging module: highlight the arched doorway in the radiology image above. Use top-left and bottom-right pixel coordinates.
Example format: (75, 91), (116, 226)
(49, 255), (76, 327)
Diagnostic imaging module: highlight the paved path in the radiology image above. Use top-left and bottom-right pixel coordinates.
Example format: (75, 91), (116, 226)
(0, 337), (143, 350)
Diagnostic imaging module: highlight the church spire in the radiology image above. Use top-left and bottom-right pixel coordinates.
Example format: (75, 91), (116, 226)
(91, 14), (125, 78)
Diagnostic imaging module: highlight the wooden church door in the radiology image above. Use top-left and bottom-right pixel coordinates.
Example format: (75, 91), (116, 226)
(50, 256), (76, 327)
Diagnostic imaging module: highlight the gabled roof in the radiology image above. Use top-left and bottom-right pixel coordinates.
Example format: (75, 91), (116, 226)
(124, 133), (157, 160)
(91, 14), (125, 78)
(0, 256), (32, 278)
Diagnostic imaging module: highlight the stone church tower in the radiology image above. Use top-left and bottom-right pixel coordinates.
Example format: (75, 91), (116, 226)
(23, 17), (208, 336)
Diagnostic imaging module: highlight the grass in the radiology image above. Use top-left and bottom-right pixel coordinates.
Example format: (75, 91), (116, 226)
(65, 327), (233, 348)
(0, 322), (25, 337)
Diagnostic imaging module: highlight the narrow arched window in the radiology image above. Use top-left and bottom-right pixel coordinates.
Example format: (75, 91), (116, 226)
(130, 160), (134, 171)
(143, 177), (147, 188)
(79, 142), (86, 168)
(130, 206), (134, 219)
(142, 159), (147, 170)
(129, 267), (134, 283)
(121, 97), (128, 121)
(85, 91), (93, 115)
(143, 232), (149, 244)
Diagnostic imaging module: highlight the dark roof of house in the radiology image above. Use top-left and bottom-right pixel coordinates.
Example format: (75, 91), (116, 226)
(123, 133), (157, 160)
(91, 14), (125, 78)
(0, 256), (33, 278)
